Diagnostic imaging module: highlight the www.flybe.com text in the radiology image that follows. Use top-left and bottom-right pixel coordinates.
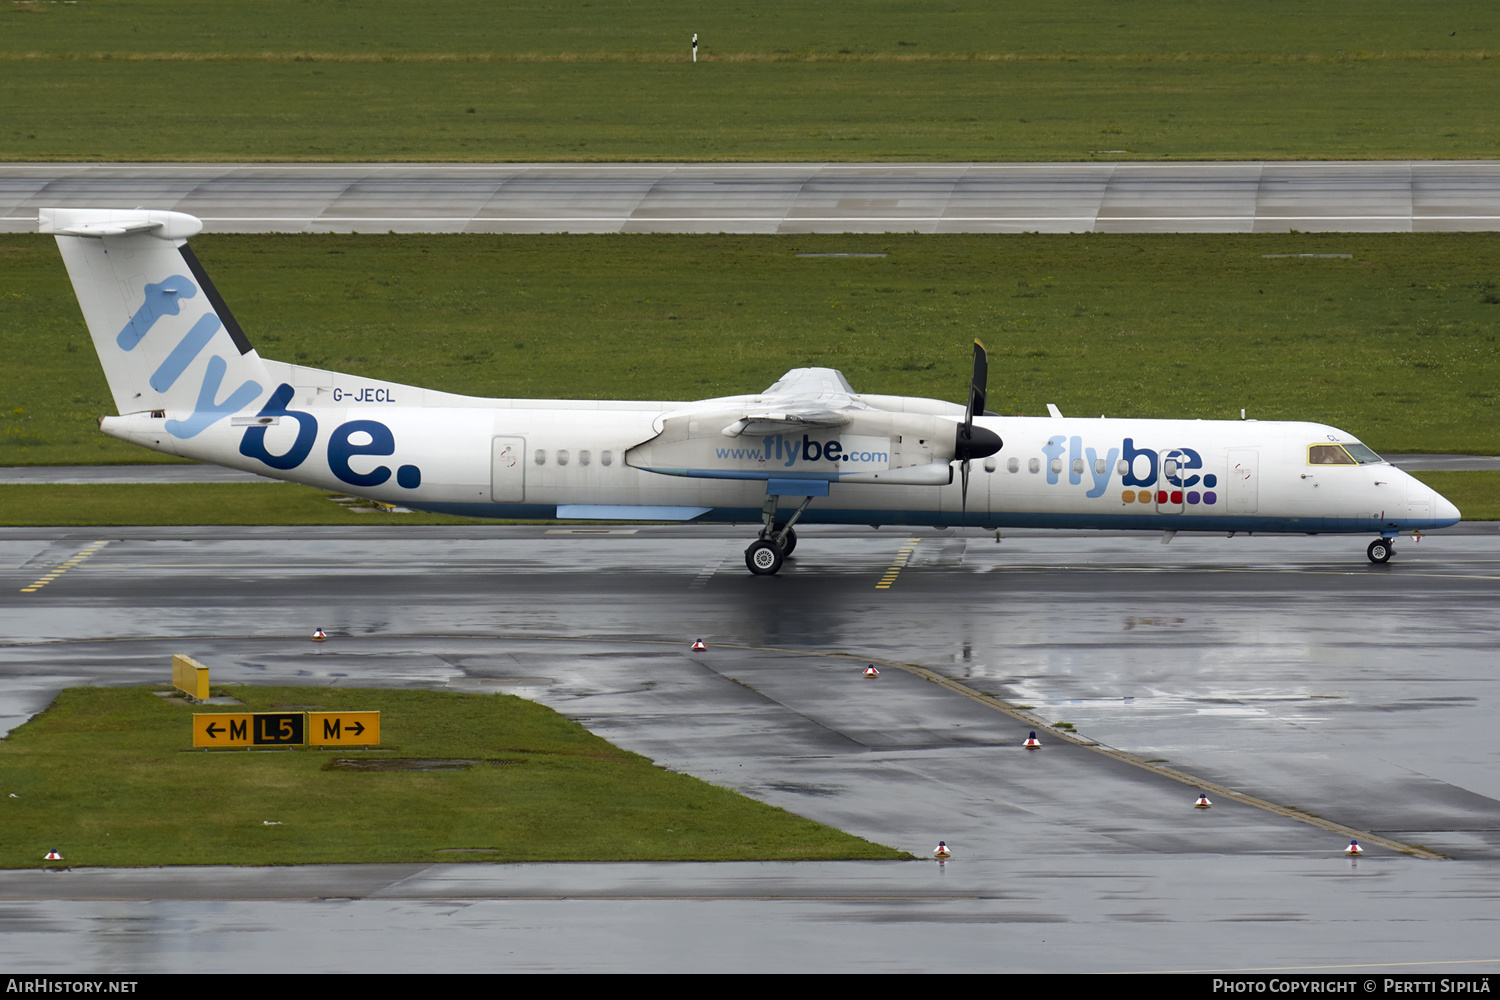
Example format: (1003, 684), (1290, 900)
(715, 434), (888, 468)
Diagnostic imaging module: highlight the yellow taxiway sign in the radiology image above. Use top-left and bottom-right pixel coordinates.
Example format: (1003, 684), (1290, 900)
(308, 712), (381, 746)
(193, 712), (305, 748)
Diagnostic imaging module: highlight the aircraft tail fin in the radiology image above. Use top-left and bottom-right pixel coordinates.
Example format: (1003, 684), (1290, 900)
(41, 208), (271, 439)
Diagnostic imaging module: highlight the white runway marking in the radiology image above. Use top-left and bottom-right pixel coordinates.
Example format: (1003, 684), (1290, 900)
(689, 554), (727, 589)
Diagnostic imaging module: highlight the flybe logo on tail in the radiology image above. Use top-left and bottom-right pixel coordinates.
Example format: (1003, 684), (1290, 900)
(118, 276), (195, 350)
(116, 274), (262, 439)
(116, 274), (421, 489)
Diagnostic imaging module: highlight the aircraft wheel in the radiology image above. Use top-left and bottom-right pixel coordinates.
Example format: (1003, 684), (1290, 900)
(1367, 539), (1394, 564)
(772, 523), (798, 556)
(745, 540), (785, 576)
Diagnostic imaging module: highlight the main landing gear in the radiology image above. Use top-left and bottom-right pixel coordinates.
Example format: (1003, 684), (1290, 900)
(745, 495), (811, 576)
(1367, 537), (1395, 564)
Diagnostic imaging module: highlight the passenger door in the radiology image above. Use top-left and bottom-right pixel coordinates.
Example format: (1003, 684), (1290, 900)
(491, 436), (526, 503)
(1225, 449), (1258, 515)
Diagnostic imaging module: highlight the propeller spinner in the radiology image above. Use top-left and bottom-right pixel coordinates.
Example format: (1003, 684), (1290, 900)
(955, 339), (1003, 510)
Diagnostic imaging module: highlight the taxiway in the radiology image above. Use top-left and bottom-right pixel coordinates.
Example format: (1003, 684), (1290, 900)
(1, 524), (1497, 972)
(6, 161), (1500, 234)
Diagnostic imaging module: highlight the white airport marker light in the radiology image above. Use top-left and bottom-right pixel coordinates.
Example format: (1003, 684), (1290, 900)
(1195, 793), (1212, 809)
(44, 850), (62, 861)
(933, 841), (951, 860)
(691, 638), (706, 651)
(863, 665), (879, 678)
(312, 628), (327, 642)
(1345, 840), (1364, 856)
(1024, 731), (1041, 748)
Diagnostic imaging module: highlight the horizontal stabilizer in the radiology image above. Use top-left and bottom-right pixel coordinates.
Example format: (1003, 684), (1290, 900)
(39, 208), (204, 240)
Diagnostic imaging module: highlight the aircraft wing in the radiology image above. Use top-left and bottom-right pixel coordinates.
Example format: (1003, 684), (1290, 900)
(719, 367), (862, 437)
(761, 366), (856, 399)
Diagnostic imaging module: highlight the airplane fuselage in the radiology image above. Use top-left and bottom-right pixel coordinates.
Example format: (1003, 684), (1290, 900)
(101, 361), (1457, 537)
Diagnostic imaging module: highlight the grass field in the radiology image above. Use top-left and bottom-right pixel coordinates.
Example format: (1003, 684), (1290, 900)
(0, 685), (906, 867)
(6, 231), (1499, 465)
(1409, 472), (1500, 521)
(2, 1), (1496, 161)
(6, 1), (1490, 59)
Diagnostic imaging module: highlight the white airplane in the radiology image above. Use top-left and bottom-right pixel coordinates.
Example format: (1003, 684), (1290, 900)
(42, 207), (1461, 574)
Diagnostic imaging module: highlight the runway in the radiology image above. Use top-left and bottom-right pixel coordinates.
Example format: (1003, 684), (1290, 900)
(1, 523), (1498, 972)
(6, 161), (1500, 234)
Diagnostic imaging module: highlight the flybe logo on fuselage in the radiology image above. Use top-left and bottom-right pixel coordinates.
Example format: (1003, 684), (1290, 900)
(239, 385), (423, 490)
(1042, 435), (1220, 505)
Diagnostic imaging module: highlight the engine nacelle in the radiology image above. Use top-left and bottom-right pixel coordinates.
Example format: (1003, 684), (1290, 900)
(625, 407), (969, 482)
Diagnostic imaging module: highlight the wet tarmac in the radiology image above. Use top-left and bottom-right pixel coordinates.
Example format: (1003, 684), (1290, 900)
(1, 524), (1498, 972)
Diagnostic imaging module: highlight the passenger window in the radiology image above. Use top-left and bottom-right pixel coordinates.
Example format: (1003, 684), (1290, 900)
(1007, 457), (1019, 473)
(601, 450), (613, 467)
(533, 449), (546, 466)
(579, 450), (591, 466)
(556, 449), (569, 466)
(1028, 458), (1040, 474)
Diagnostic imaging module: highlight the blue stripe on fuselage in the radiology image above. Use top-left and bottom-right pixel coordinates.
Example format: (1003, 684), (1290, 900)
(403, 502), (1456, 533)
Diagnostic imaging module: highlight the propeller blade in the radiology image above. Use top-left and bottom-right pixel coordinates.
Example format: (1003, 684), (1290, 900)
(955, 339), (1002, 463)
(966, 338), (988, 430)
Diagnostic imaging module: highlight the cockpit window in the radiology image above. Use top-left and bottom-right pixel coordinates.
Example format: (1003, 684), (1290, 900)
(1308, 444), (1357, 465)
(1343, 442), (1384, 465)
